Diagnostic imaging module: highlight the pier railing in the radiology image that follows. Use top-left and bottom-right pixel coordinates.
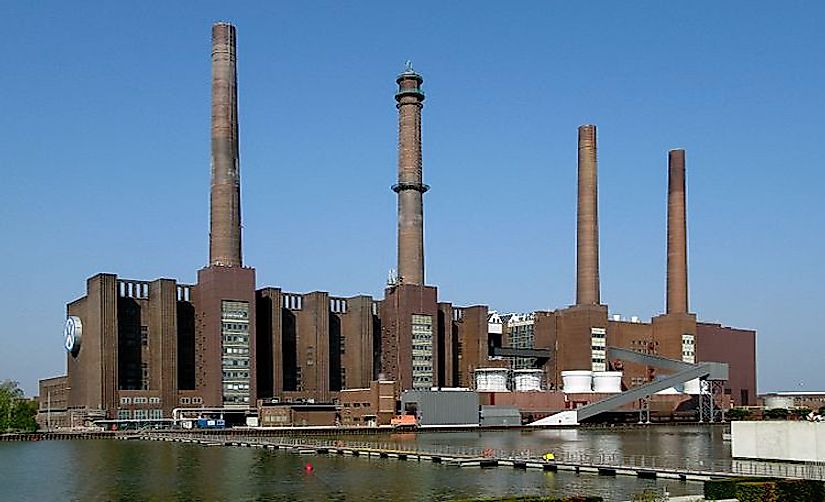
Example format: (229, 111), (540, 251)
(137, 433), (825, 481)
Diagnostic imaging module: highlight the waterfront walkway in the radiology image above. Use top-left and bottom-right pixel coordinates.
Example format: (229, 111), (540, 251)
(128, 433), (825, 483)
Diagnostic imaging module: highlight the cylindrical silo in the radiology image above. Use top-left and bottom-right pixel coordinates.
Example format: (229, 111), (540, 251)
(592, 371), (622, 393)
(562, 370), (593, 393)
(475, 368), (509, 392)
(764, 395), (794, 410)
(513, 369), (542, 392)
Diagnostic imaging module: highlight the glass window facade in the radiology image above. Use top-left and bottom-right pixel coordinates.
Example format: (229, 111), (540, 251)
(681, 334), (695, 363)
(591, 327), (607, 371)
(221, 300), (251, 407)
(509, 321), (536, 370)
(411, 314), (433, 389)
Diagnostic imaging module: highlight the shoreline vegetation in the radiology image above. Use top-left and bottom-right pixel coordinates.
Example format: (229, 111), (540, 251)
(0, 381), (37, 433)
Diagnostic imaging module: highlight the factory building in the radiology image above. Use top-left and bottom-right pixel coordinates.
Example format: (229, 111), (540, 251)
(38, 23), (757, 428)
(471, 130), (757, 408)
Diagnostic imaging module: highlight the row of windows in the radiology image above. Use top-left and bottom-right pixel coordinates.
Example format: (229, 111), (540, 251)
(412, 315), (434, 390)
(262, 414), (289, 423)
(412, 376), (432, 388)
(179, 397), (203, 405)
(343, 402), (372, 408)
(223, 335), (249, 344)
(411, 314), (432, 325)
(223, 347), (250, 355)
(222, 358), (250, 367)
(223, 395), (250, 404)
(221, 310), (249, 320)
(223, 370), (250, 379)
(120, 396), (161, 405)
(222, 322), (249, 331)
(223, 383), (250, 391)
(117, 409), (164, 420)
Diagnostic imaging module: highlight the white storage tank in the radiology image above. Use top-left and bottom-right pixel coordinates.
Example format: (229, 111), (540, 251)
(513, 369), (542, 391)
(764, 395), (794, 410)
(683, 378), (702, 395)
(562, 370), (593, 393)
(475, 368), (509, 392)
(592, 371), (623, 393)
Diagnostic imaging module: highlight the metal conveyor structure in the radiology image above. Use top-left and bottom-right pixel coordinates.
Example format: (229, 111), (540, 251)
(530, 347), (728, 426)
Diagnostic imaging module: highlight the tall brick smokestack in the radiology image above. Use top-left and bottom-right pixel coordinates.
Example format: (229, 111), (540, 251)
(576, 124), (600, 305)
(667, 149), (688, 314)
(209, 22), (242, 267)
(393, 63), (427, 285)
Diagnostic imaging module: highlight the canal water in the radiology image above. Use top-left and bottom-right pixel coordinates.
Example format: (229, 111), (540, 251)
(0, 426), (724, 501)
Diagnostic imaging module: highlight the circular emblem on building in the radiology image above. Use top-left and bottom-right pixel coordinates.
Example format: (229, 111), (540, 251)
(64, 316), (82, 356)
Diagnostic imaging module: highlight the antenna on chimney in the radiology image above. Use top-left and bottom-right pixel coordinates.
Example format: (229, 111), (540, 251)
(387, 269), (399, 286)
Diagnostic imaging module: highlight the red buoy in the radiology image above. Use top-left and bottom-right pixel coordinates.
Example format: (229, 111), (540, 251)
(305, 463), (313, 473)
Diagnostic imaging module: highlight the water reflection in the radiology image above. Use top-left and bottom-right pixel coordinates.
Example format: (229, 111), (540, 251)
(0, 436), (710, 501)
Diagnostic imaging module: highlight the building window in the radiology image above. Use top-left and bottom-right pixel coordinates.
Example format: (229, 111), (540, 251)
(180, 397), (191, 405)
(222, 301), (251, 407)
(134, 409), (148, 420)
(140, 326), (149, 346)
(117, 410), (131, 420)
(120, 397), (132, 405)
(149, 409), (163, 420)
(507, 315), (536, 370)
(411, 315), (434, 390)
(681, 334), (696, 364)
(149, 397), (160, 404)
(591, 327), (607, 372)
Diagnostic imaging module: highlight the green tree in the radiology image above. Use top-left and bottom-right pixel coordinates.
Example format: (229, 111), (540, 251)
(727, 408), (751, 421)
(0, 380), (38, 432)
(792, 408), (813, 420)
(763, 408), (790, 420)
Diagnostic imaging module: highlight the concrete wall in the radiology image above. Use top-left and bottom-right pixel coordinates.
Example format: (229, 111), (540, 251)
(732, 421), (825, 462)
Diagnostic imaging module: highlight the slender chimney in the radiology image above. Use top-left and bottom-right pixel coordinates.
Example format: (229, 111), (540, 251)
(576, 124), (600, 305)
(393, 62), (427, 286)
(666, 149), (688, 314)
(209, 22), (242, 267)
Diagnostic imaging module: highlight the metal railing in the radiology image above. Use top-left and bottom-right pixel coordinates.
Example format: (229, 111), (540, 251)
(137, 433), (825, 481)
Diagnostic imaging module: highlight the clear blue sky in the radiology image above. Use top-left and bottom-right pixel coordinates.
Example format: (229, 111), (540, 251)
(1, 2), (822, 395)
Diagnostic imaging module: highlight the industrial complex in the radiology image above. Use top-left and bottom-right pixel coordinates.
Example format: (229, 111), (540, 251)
(38, 23), (756, 429)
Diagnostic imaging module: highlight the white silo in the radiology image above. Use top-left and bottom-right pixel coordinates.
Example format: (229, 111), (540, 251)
(592, 371), (623, 393)
(562, 370), (593, 393)
(475, 368), (509, 392)
(513, 369), (543, 391)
